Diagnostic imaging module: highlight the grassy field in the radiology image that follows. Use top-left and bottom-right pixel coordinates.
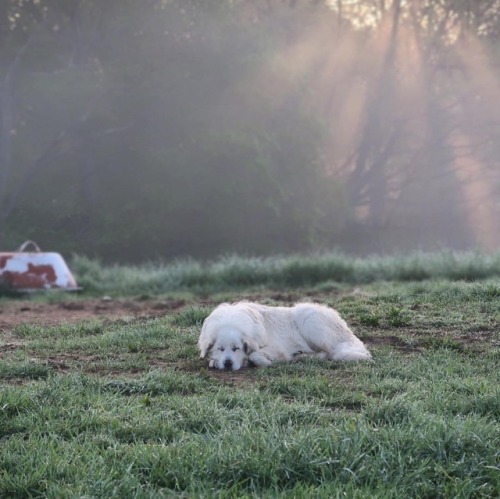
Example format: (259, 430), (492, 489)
(0, 252), (499, 498)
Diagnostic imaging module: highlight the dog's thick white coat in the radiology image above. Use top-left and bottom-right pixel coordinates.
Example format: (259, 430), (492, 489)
(198, 302), (371, 370)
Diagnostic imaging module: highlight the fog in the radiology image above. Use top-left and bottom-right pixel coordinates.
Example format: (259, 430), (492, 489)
(1, 0), (499, 262)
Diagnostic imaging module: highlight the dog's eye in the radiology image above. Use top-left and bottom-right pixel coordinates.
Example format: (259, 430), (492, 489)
(218, 347), (225, 352)
(232, 347), (240, 352)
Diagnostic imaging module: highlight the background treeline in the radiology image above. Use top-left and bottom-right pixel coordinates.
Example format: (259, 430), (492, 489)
(1, 0), (500, 262)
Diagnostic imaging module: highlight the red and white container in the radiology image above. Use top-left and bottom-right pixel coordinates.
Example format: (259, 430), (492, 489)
(0, 241), (80, 291)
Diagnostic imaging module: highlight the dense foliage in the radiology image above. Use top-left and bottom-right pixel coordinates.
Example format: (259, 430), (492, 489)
(1, 1), (500, 260)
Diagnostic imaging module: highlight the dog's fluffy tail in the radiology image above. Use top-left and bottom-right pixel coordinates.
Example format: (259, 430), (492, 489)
(332, 342), (372, 361)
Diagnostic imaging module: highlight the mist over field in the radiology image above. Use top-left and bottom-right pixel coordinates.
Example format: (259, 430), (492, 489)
(1, 0), (500, 262)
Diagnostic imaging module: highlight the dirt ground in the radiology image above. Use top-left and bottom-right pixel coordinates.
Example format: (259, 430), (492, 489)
(0, 297), (188, 331)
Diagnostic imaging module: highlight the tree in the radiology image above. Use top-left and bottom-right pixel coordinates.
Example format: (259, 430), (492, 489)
(326, 0), (500, 251)
(0, 0), (349, 260)
(1, 0), (499, 259)
(0, 0), (129, 246)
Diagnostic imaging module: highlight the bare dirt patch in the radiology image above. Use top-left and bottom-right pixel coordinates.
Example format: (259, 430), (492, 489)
(0, 297), (187, 331)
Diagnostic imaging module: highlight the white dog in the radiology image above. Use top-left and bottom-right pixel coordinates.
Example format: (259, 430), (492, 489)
(198, 302), (371, 371)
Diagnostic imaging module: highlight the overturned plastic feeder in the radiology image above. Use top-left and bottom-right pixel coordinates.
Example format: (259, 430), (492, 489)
(0, 241), (81, 292)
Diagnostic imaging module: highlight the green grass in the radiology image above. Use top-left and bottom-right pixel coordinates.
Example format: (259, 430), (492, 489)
(69, 250), (500, 296)
(0, 255), (499, 497)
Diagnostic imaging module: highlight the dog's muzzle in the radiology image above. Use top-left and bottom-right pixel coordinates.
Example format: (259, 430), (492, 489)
(223, 359), (233, 370)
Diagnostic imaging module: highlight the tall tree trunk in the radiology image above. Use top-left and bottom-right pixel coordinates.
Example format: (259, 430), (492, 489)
(347, 0), (402, 226)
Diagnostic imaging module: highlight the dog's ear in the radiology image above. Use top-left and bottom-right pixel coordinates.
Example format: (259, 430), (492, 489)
(199, 341), (214, 359)
(198, 319), (214, 359)
(244, 339), (258, 355)
(198, 339), (214, 359)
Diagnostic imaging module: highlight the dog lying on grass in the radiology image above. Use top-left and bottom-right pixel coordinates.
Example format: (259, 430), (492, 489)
(198, 302), (371, 371)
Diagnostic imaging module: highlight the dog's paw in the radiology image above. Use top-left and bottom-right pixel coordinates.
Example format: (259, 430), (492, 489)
(208, 359), (215, 368)
(248, 351), (272, 367)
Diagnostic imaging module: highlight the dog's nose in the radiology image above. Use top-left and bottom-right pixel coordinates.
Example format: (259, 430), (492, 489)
(223, 359), (233, 370)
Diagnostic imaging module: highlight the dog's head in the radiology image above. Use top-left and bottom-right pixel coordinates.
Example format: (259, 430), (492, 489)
(198, 302), (259, 371)
(199, 326), (258, 371)
(198, 303), (262, 371)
